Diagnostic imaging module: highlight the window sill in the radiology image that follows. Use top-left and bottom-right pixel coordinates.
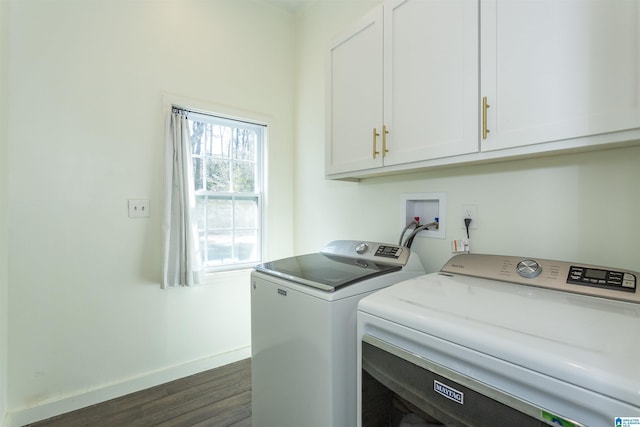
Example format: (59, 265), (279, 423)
(199, 267), (254, 286)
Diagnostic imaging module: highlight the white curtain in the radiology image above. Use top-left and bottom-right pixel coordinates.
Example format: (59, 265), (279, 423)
(162, 109), (202, 288)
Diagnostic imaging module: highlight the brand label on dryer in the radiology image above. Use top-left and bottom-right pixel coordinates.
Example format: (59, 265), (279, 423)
(434, 380), (464, 404)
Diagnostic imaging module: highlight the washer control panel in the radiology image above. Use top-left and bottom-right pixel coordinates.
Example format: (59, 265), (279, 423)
(374, 245), (404, 259)
(321, 240), (410, 266)
(567, 266), (636, 293)
(441, 253), (639, 304)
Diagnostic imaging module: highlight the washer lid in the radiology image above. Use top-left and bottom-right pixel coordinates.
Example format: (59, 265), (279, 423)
(254, 253), (401, 292)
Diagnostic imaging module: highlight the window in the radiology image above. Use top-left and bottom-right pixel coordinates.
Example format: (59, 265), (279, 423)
(185, 110), (264, 271)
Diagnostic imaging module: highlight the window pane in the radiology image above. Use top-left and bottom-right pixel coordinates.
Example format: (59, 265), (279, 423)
(190, 121), (205, 156)
(233, 129), (257, 161)
(235, 198), (258, 228)
(235, 229), (258, 262)
(207, 198), (232, 229)
(184, 108), (263, 271)
(232, 161), (255, 193)
(206, 160), (230, 192)
(193, 157), (204, 191)
(207, 125), (231, 159)
(195, 196), (206, 231)
(206, 230), (232, 264)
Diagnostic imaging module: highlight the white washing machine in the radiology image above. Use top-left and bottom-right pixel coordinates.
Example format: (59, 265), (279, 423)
(251, 240), (425, 427)
(357, 253), (640, 427)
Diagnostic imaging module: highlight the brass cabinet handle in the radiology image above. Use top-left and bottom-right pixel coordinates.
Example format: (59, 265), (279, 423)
(482, 96), (490, 140)
(373, 128), (380, 158)
(382, 125), (389, 157)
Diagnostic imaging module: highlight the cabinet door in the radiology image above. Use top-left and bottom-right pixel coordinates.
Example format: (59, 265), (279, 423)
(383, 0), (479, 166)
(326, 7), (384, 175)
(481, 0), (640, 152)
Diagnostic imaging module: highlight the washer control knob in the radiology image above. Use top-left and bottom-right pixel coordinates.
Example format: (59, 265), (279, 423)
(355, 242), (369, 254)
(517, 259), (542, 278)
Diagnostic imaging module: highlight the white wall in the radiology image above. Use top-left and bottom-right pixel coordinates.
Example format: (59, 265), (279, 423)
(6, 0), (294, 424)
(294, 2), (640, 274)
(1, 0), (9, 424)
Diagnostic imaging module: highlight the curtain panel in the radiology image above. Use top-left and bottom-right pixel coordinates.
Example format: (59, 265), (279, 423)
(162, 109), (202, 288)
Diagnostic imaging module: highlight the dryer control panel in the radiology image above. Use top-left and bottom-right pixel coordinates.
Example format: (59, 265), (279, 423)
(442, 254), (639, 304)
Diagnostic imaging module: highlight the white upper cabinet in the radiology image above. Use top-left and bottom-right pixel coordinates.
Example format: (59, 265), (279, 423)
(383, 0), (479, 166)
(327, 0), (640, 180)
(326, 0), (478, 176)
(481, 0), (640, 151)
(326, 8), (384, 175)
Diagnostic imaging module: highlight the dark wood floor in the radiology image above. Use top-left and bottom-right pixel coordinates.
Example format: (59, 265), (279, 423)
(26, 358), (251, 427)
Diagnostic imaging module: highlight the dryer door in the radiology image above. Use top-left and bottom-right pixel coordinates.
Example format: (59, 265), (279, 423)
(361, 337), (578, 427)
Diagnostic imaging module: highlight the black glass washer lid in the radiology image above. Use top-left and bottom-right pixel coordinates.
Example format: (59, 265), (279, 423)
(254, 253), (401, 292)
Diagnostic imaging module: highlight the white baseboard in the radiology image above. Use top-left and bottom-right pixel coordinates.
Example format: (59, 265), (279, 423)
(7, 347), (250, 427)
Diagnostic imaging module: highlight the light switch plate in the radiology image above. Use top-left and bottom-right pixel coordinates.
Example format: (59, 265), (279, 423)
(128, 199), (149, 218)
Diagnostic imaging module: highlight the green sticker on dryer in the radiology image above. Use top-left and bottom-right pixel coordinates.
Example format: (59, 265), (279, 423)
(541, 410), (577, 427)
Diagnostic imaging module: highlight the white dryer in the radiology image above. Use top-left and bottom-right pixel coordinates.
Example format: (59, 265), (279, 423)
(357, 253), (640, 427)
(251, 240), (424, 427)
